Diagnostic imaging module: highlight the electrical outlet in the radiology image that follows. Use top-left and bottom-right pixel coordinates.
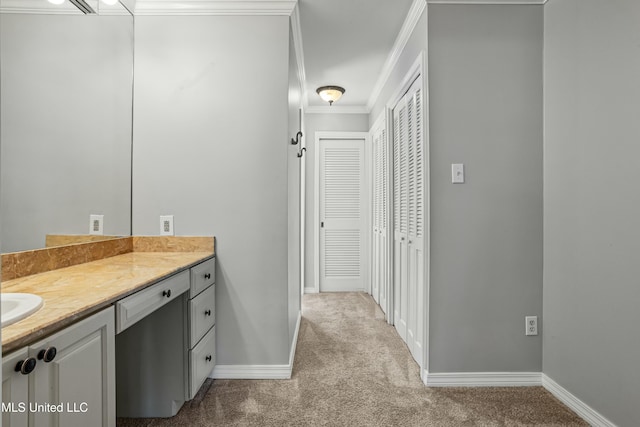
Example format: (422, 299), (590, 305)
(89, 214), (104, 235)
(525, 316), (538, 336)
(160, 215), (174, 236)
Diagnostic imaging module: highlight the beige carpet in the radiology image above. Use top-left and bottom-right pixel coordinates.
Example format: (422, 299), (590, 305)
(118, 292), (587, 426)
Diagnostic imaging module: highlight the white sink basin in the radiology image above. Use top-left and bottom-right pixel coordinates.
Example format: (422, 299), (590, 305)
(1, 293), (43, 328)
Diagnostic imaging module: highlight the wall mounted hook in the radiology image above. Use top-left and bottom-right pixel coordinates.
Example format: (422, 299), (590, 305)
(291, 131), (303, 145)
(297, 147), (306, 158)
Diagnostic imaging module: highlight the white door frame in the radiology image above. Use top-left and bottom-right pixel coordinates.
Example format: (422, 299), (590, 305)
(386, 52), (430, 378)
(314, 131), (371, 294)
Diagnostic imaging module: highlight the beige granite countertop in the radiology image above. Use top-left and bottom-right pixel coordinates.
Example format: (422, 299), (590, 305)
(1, 251), (214, 355)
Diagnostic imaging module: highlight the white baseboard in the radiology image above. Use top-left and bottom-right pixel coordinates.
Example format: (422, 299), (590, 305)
(542, 374), (617, 427)
(211, 311), (302, 380)
(424, 371), (542, 387)
(304, 286), (317, 294)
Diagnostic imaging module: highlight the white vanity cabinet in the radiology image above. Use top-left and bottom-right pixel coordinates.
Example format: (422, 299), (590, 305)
(2, 348), (29, 427)
(2, 307), (115, 427)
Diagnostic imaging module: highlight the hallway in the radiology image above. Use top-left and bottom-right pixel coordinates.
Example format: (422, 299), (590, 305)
(119, 293), (585, 426)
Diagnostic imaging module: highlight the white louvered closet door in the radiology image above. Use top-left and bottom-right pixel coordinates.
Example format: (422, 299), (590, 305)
(393, 96), (409, 341)
(319, 139), (366, 292)
(370, 118), (390, 315)
(392, 76), (425, 367)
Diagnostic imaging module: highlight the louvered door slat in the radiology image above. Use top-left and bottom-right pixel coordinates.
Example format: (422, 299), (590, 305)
(399, 105), (408, 235)
(393, 114), (401, 233)
(414, 89), (424, 238)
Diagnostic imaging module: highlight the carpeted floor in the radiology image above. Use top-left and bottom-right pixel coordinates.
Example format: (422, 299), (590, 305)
(118, 292), (587, 426)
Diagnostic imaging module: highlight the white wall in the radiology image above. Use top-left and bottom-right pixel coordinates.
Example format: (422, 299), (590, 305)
(0, 14), (133, 252)
(132, 15), (292, 365)
(543, 1), (640, 425)
(428, 4), (543, 373)
(303, 113), (370, 291)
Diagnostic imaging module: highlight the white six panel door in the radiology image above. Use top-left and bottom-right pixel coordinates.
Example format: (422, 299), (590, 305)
(319, 139), (366, 292)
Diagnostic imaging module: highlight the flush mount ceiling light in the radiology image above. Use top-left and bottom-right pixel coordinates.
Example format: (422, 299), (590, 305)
(316, 86), (345, 106)
(101, 0), (119, 4)
(48, 0), (65, 4)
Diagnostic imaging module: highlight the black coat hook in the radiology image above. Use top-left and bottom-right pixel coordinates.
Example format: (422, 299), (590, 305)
(291, 131), (303, 145)
(297, 147), (306, 158)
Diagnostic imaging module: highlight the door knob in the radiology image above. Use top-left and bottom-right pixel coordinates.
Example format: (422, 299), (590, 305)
(37, 347), (57, 363)
(15, 357), (37, 375)
(162, 290), (171, 298)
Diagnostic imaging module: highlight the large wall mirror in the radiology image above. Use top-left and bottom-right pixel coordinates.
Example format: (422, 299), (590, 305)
(0, 0), (134, 253)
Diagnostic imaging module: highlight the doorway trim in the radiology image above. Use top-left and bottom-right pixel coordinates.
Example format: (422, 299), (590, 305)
(313, 131), (370, 294)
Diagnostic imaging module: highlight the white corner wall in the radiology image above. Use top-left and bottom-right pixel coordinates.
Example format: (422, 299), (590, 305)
(132, 15), (292, 365)
(543, 1), (640, 425)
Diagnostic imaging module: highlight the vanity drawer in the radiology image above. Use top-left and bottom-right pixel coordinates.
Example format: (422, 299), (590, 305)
(190, 258), (215, 297)
(189, 284), (215, 347)
(116, 270), (189, 334)
(189, 326), (215, 400)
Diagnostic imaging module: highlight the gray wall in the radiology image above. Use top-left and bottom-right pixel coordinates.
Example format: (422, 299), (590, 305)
(287, 23), (302, 348)
(428, 4), (543, 372)
(543, 1), (640, 425)
(132, 16), (292, 365)
(303, 113), (370, 290)
(369, 9), (427, 126)
(0, 14), (132, 252)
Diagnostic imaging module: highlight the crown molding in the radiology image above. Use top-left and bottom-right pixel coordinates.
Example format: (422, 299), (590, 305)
(427, 0), (546, 4)
(0, 0), (131, 14)
(134, 0), (296, 16)
(366, 0), (426, 112)
(306, 105), (370, 115)
(290, 3), (308, 107)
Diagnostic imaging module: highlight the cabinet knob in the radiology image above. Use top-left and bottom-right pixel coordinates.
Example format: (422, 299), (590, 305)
(205, 355), (212, 362)
(15, 357), (37, 375)
(204, 273), (211, 280)
(204, 309), (212, 317)
(37, 347), (57, 363)
(162, 290), (171, 298)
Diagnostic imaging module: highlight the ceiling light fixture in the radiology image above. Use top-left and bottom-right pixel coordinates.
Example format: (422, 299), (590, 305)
(316, 86), (345, 106)
(48, 0), (65, 4)
(101, 0), (119, 5)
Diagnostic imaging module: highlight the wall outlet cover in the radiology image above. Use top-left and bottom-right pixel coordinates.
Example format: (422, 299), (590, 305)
(89, 214), (104, 235)
(160, 215), (174, 236)
(525, 316), (538, 336)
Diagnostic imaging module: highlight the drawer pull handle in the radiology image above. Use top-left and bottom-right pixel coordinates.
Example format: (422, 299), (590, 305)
(15, 357), (37, 375)
(204, 273), (211, 280)
(37, 347), (57, 363)
(204, 309), (212, 316)
(162, 290), (172, 298)
(205, 355), (212, 362)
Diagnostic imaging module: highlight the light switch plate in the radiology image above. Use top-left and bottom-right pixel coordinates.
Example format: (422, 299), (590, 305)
(452, 163), (464, 183)
(89, 214), (104, 235)
(160, 215), (174, 236)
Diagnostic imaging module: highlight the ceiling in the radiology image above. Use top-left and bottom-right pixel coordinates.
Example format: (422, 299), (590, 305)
(298, 0), (414, 110)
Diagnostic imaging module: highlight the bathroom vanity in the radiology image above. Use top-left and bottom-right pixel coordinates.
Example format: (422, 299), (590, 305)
(1, 237), (215, 427)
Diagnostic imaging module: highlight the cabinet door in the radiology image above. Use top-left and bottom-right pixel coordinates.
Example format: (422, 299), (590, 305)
(30, 307), (115, 427)
(2, 348), (30, 427)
